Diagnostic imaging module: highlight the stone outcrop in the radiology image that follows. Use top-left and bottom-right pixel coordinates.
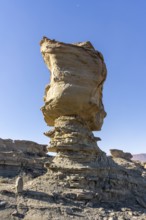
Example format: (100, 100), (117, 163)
(1, 38), (146, 219)
(40, 36), (108, 176)
(110, 149), (133, 160)
(39, 37), (146, 209)
(0, 138), (50, 177)
(40, 37), (107, 131)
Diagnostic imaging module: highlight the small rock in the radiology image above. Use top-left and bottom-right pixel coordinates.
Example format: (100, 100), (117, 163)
(102, 217), (108, 220)
(11, 210), (18, 216)
(66, 208), (73, 215)
(76, 191), (93, 200)
(116, 217), (124, 220)
(110, 149), (132, 160)
(108, 217), (116, 220)
(11, 211), (24, 218)
(121, 207), (131, 211)
(128, 211), (133, 216)
(86, 201), (93, 207)
(98, 207), (104, 212)
(109, 212), (115, 217)
(0, 201), (7, 208)
(16, 176), (23, 193)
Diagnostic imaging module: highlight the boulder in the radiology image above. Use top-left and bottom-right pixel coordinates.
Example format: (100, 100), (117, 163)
(110, 149), (133, 160)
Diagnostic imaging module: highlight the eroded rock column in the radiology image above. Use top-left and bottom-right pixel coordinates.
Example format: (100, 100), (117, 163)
(47, 116), (99, 153)
(40, 37), (146, 205)
(40, 37), (107, 174)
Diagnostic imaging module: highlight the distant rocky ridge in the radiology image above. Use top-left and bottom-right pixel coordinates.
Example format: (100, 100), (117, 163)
(0, 138), (50, 178)
(110, 149), (146, 162)
(132, 154), (146, 162)
(110, 149), (133, 160)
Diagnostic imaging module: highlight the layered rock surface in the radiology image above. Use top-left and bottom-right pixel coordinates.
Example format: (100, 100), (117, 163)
(40, 37), (107, 131)
(0, 138), (49, 177)
(39, 37), (146, 209)
(1, 155), (146, 220)
(0, 38), (146, 219)
(110, 149), (133, 160)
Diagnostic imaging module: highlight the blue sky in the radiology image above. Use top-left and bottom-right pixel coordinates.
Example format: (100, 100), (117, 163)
(0, 0), (146, 154)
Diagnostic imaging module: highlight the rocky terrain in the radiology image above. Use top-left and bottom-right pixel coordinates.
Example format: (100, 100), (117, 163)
(0, 38), (146, 219)
(0, 138), (50, 178)
(0, 148), (146, 220)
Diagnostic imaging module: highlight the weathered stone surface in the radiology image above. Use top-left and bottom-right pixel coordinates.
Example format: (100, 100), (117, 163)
(110, 149), (133, 160)
(47, 115), (101, 153)
(1, 171), (146, 220)
(39, 38), (146, 208)
(0, 138), (47, 156)
(0, 138), (50, 177)
(40, 37), (107, 131)
(40, 38), (109, 189)
(1, 38), (146, 219)
(15, 176), (23, 193)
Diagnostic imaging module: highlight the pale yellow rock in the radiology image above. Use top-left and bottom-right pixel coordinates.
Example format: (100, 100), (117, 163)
(39, 38), (146, 211)
(40, 37), (107, 131)
(15, 176), (23, 193)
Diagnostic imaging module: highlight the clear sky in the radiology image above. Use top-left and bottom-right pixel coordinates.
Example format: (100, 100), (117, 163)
(0, 0), (146, 154)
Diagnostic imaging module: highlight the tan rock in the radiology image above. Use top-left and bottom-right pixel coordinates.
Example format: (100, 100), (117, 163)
(39, 37), (146, 213)
(15, 176), (23, 193)
(142, 162), (146, 169)
(0, 138), (49, 177)
(110, 149), (132, 160)
(40, 37), (107, 131)
(1, 38), (146, 220)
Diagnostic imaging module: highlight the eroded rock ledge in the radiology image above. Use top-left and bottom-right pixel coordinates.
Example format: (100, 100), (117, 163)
(0, 138), (50, 177)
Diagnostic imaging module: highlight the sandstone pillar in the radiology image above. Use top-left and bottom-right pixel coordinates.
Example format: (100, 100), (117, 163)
(40, 37), (107, 174)
(40, 37), (146, 205)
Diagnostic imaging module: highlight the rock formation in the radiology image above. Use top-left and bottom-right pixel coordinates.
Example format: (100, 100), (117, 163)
(40, 37), (146, 206)
(0, 138), (50, 177)
(40, 37), (107, 168)
(40, 37), (107, 131)
(110, 149), (133, 160)
(0, 38), (146, 219)
(15, 176), (23, 194)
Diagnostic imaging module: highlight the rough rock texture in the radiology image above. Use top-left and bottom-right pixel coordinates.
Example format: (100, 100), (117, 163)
(110, 149), (133, 160)
(40, 37), (107, 131)
(0, 166), (146, 220)
(0, 138), (50, 177)
(40, 38), (146, 218)
(1, 38), (146, 219)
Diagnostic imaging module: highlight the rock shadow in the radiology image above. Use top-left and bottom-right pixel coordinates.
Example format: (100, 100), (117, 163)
(23, 190), (54, 203)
